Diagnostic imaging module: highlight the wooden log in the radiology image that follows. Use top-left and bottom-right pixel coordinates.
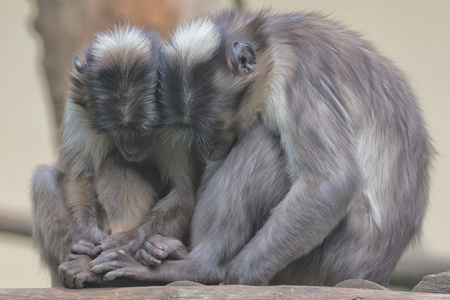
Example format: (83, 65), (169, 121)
(413, 272), (450, 294)
(166, 280), (205, 286)
(335, 279), (389, 291)
(0, 285), (449, 300)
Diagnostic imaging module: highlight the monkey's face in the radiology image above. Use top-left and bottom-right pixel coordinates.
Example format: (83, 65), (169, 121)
(157, 20), (257, 160)
(71, 26), (161, 162)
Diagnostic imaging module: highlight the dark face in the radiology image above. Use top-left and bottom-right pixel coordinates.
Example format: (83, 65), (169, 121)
(71, 41), (160, 162)
(87, 57), (159, 162)
(157, 46), (246, 160)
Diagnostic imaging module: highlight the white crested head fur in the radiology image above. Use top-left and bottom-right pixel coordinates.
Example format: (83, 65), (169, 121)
(166, 18), (221, 67)
(91, 25), (153, 62)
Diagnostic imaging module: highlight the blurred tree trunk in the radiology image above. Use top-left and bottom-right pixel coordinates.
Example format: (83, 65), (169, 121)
(34, 0), (233, 130)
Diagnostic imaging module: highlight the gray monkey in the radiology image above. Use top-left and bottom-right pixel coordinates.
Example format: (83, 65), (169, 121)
(31, 26), (199, 288)
(89, 11), (432, 287)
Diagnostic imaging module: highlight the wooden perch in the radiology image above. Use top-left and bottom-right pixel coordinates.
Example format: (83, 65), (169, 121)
(0, 284), (449, 300)
(0, 211), (31, 237)
(413, 272), (450, 294)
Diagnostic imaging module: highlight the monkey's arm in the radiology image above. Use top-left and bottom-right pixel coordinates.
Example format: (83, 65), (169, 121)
(92, 146), (197, 262)
(91, 188), (194, 259)
(224, 90), (363, 284)
(89, 249), (201, 284)
(89, 123), (290, 285)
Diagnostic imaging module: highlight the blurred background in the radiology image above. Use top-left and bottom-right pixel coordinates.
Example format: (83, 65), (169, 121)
(0, 0), (449, 289)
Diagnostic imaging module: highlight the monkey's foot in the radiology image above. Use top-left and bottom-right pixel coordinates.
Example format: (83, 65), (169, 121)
(59, 255), (103, 289)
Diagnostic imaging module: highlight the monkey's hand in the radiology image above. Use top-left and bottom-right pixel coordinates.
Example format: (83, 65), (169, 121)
(71, 239), (96, 257)
(92, 229), (144, 257)
(58, 254), (103, 289)
(135, 234), (189, 266)
(89, 249), (153, 282)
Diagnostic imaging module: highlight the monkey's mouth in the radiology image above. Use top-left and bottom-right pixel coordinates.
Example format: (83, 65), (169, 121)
(114, 135), (153, 162)
(119, 148), (150, 162)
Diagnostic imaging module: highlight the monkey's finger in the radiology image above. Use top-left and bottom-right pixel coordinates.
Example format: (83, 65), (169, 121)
(58, 264), (73, 289)
(64, 272), (76, 289)
(142, 241), (164, 258)
(164, 238), (188, 259)
(90, 261), (117, 274)
(74, 239), (95, 248)
(151, 238), (188, 260)
(58, 268), (68, 288)
(72, 240), (95, 256)
(74, 272), (87, 289)
(142, 241), (157, 253)
(89, 253), (115, 270)
(147, 234), (163, 245)
(136, 249), (161, 266)
(152, 243), (171, 259)
(105, 267), (151, 282)
(75, 270), (102, 289)
(91, 244), (107, 257)
(103, 271), (119, 281)
(68, 253), (82, 261)
(143, 239), (172, 260)
(168, 246), (189, 260)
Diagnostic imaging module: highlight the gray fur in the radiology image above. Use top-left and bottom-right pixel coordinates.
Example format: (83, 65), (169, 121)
(93, 11), (432, 287)
(31, 26), (200, 288)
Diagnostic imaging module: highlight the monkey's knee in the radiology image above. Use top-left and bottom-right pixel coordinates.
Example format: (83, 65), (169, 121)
(32, 164), (61, 193)
(31, 164), (63, 208)
(31, 164), (67, 250)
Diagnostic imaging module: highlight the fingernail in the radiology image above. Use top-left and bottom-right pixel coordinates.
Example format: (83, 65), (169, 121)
(155, 243), (164, 250)
(154, 249), (164, 256)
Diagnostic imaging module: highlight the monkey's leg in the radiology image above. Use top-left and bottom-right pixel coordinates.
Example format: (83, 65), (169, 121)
(271, 173), (429, 288)
(31, 164), (76, 286)
(270, 209), (396, 286)
(91, 123), (290, 284)
(32, 164), (108, 287)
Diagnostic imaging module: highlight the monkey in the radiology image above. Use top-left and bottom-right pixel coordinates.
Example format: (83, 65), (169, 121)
(31, 26), (200, 288)
(88, 11), (433, 287)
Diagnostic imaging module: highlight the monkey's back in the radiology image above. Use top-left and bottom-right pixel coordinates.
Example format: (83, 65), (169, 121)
(249, 11), (432, 233)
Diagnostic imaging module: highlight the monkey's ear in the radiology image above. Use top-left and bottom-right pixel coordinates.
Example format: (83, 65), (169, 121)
(230, 41), (257, 76)
(73, 53), (86, 73)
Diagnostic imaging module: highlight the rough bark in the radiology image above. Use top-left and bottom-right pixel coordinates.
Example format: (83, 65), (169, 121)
(1, 284), (450, 300)
(413, 272), (450, 294)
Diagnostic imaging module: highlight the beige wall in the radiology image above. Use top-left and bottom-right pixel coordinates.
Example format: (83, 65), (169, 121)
(0, 0), (448, 288)
(0, 0), (53, 288)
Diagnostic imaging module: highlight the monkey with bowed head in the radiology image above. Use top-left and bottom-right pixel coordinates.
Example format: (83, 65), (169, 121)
(90, 11), (433, 287)
(31, 26), (201, 288)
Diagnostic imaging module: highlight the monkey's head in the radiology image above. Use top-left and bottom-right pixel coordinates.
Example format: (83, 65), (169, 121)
(70, 26), (161, 162)
(158, 18), (258, 160)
